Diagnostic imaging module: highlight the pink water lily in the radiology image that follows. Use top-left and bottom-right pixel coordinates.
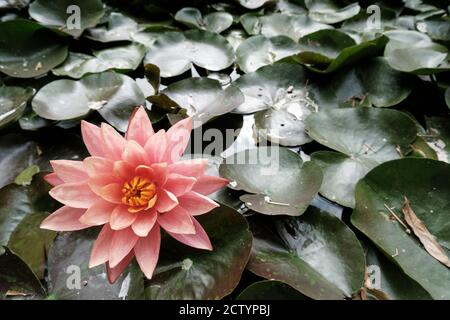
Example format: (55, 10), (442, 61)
(41, 107), (228, 283)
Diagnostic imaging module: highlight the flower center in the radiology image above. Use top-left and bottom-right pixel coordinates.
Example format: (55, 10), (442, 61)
(122, 176), (156, 207)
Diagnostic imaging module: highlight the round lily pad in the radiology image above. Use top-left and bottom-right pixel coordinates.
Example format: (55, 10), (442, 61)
(86, 12), (139, 42)
(0, 85), (34, 129)
(238, 0), (272, 9)
(175, 7), (233, 34)
(305, 0), (361, 24)
(144, 30), (235, 77)
(0, 19), (68, 78)
(145, 206), (252, 299)
(237, 280), (307, 300)
(219, 147), (323, 216)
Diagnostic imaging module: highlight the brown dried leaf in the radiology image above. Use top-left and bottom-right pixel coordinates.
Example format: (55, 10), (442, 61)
(5, 290), (30, 297)
(402, 197), (450, 268)
(366, 288), (390, 300)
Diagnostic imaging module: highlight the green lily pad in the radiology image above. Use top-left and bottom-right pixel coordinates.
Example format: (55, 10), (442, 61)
(8, 213), (56, 279)
(240, 12), (262, 35)
(247, 206), (366, 299)
(145, 206), (252, 299)
(225, 29), (248, 51)
(28, 0), (105, 37)
(131, 25), (178, 47)
(0, 0), (30, 9)
(148, 77), (244, 127)
(175, 7), (233, 33)
(342, 8), (396, 33)
(0, 248), (46, 299)
(445, 87), (450, 109)
(384, 30), (450, 74)
(48, 228), (144, 300)
(351, 158), (450, 299)
(32, 71), (146, 132)
(237, 280), (307, 300)
(219, 147), (323, 216)
(53, 44), (146, 79)
(0, 85), (34, 128)
(425, 116), (450, 163)
(238, 0), (272, 9)
(305, 0), (360, 24)
(85, 12), (139, 42)
(416, 17), (450, 41)
(0, 19), (68, 78)
(144, 30), (235, 77)
(236, 35), (301, 73)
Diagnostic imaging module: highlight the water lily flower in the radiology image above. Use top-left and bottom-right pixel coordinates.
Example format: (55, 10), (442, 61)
(41, 107), (228, 283)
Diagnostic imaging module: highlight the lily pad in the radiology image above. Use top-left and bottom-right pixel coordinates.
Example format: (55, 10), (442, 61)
(0, 85), (34, 128)
(247, 206), (366, 299)
(47, 228), (144, 300)
(237, 280), (307, 300)
(131, 25), (178, 47)
(144, 30), (235, 77)
(86, 12), (139, 42)
(238, 0), (272, 9)
(305, 0), (360, 24)
(32, 71), (146, 132)
(0, 248), (46, 299)
(219, 147), (323, 216)
(145, 206), (252, 299)
(236, 35), (301, 73)
(445, 87), (450, 109)
(416, 17), (450, 41)
(28, 0), (105, 37)
(351, 158), (450, 299)
(53, 44), (146, 78)
(148, 77), (244, 128)
(0, 19), (68, 78)
(175, 7), (233, 33)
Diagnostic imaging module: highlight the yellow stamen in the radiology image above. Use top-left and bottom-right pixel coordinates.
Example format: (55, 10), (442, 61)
(122, 176), (156, 209)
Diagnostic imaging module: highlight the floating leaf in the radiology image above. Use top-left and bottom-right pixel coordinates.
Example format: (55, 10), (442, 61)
(416, 17), (450, 41)
(0, 85), (34, 128)
(86, 12), (139, 42)
(0, 19), (68, 78)
(32, 71), (145, 131)
(28, 0), (105, 37)
(237, 280), (307, 300)
(247, 206), (365, 299)
(425, 116), (450, 163)
(351, 158), (450, 299)
(14, 165), (40, 186)
(305, 0), (360, 24)
(219, 147), (323, 216)
(175, 7), (233, 33)
(144, 30), (235, 77)
(237, 0), (272, 9)
(145, 206), (252, 299)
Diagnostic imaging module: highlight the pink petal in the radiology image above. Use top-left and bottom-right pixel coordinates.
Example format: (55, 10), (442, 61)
(155, 189), (178, 213)
(81, 121), (105, 157)
(165, 117), (192, 163)
(40, 206), (88, 231)
(134, 165), (154, 181)
(50, 160), (88, 183)
(134, 225), (160, 279)
(178, 191), (219, 216)
(100, 183), (124, 204)
(106, 251), (134, 284)
(192, 175), (229, 195)
(164, 173), (196, 197)
(89, 224), (114, 267)
(113, 161), (135, 181)
(88, 175), (118, 196)
(79, 200), (115, 226)
(157, 206), (195, 234)
(144, 129), (168, 163)
(109, 227), (139, 268)
(101, 123), (126, 160)
(126, 106), (154, 147)
(122, 140), (148, 167)
(83, 157), (114, 177)
(110, 205), (138, 230)
(168, 158), (208, 178)
(50, 182), (98, 208)
(132, 209), (157, 237)
(150, 163), (168, 186)
(167, 217), (212, 250)
(44, 173), (64, 186)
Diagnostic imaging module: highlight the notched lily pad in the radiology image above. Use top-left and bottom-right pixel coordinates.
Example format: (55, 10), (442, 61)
(237, 280), (307, 300)
(175, 7), (233, 33)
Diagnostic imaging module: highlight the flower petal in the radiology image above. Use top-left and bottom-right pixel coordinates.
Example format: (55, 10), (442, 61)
(50, 160), (88, 183)
(110, 205), (138, 230)
(81, 121), (105, 157)
(165, 117), (192, 163)
(113, 160), (135, 181)
(164, 173), (196, 197)
(83, 157), (114, 177)
(150, 163), (168, 186)
(155, 189), (178, 213)
(126, 106), (154, 146)
(122, 140), (148, 167)
(158, 206), (195, 234)
(192, 175), (229, 195)
(144, 129), (168, 163)
(89, 224), (114, 267)
(132, 209), (157, 237)
(109, 227), (139, 268)
(44, 173), (64, 186)
(40, 206), (88, 231)
(166, 217), (212, 250)
(168, 158), (208, 178)
(134, 225), (160, 279)
(79, 200), (115, 226)
(88, 175), (118, 196)
(100, 183), (124, 204)
(50, 182), (98, 208)
(178, 191), (219, 216)
(101, 123), (126, 160)
(106, 251), (134, 284)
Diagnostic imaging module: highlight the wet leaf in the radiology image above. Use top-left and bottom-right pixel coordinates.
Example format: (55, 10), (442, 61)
(305, 0), (360, 24)
(237, 280), (307, 300)
(0, 85), (34, 128)
(175, 7), (233, 33)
